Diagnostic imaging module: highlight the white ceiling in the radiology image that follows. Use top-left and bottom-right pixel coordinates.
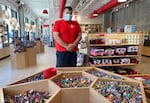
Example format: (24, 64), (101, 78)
(22, 0), (51, 18)
(21, 0), (74, 23)
(20, 0), (111, 24)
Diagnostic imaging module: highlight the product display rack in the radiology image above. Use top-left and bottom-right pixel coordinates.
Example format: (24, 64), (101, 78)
(0, 22), (10, 59)
(80, 24), (102, 33)
(0, 23), (9, 48)
(0, 67), (147, 103)
(88, 33), (142, 67)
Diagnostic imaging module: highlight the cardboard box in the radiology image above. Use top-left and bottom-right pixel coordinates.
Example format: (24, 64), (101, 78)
(124, 25), (136, 32)
(26, 47), (37, 66)
(11, 52), (28, 69)
(1, 80), (60, 103)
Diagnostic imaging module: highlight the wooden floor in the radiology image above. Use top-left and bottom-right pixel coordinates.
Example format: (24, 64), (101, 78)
(0, 46), (150, 87)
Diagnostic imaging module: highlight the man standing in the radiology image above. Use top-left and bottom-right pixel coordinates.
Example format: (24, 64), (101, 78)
(53, 6), (82, 67)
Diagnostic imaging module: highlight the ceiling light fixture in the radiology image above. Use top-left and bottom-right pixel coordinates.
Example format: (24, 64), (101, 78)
(42, 10), (48, 14)
(93, 10), (98, 17)
(118, 0), (127, 2)
(93, 14), (98, 17)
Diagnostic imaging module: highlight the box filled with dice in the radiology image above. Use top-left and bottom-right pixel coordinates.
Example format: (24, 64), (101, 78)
(0, 67), (148, 103)
(126, 74), (150, 102)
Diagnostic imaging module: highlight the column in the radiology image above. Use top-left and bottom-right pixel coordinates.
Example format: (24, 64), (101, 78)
(18, 4), (25, 37)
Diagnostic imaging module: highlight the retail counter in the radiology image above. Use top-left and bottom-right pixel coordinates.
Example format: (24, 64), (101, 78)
(0, 47), (10, 59)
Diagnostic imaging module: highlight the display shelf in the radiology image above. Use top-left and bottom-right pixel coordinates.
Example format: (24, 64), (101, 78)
(89, 55), (138, 58)
(0, 46), (10, 59)
(26, 47), (37, 66)
(85, 67), (137, 81)
(35, 41), (45, 53)
(10, 52), (28, 69)
(8, 71), (44, 86)
(0, 67), (147, 103)
(89, 62), (138, 67)
(8, 67), (93, 86)
(92, 78), (147, 103)
(51, 71), (96, 88)
(88, 33), (142, 67)
(144, 87), (150, 103)
(57, 67), (91, 72)
(90, 44), (139, 47)
(2, 80), (61, 103)
(80, 24), (102, 33)
(126, 74), (150, 87)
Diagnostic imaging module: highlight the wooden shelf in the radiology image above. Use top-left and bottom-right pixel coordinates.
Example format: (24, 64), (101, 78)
(89, 55), (138, 58)
(89, 44), (139, 47)
(88, 33), (142, 67)
(89, 63), (138, 67)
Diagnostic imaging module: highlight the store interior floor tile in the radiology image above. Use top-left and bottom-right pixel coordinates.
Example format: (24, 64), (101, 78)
(0, 46), (150, 87)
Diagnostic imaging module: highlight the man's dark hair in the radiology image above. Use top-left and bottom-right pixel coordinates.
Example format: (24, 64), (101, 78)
(64, 6), (73, 11)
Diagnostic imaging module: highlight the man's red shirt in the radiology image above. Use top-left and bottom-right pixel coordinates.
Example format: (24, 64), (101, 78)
(53, 19), (81, 52)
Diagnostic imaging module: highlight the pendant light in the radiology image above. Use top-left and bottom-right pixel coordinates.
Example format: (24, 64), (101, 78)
(42, 10), (48, 14)
(118, 0), (127, 2)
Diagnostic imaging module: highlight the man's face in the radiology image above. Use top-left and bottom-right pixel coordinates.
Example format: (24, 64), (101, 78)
(64, 9), (73, 16)
(63, 9), (73, 21)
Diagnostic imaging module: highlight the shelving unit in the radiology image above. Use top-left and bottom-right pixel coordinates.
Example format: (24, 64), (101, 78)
(89, 62), (138, 67)
(90, 44), (139, 47)
(0, 21), (10, 59)
(89, 55), (138, 58)
(80, 24), (102, 33)
(88, 33), (142, 67)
